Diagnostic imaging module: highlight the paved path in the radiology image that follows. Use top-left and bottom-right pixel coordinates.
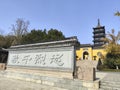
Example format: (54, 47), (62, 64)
(100, 72), (120, 82)
(0, 71), (119, 90)
(0, 76), (66, 90)
(96, 71), (108, 80)
(96, 71), (120, 81)
(98, 72), (120, 90)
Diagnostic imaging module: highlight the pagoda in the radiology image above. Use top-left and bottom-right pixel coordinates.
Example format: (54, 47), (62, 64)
(93, 19), (106, 47)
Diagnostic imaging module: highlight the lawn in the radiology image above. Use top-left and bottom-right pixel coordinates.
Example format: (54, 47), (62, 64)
(101, 69), (120, 72)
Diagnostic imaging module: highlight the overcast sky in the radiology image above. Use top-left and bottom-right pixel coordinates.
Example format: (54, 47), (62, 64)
(0, 0), (120, 44)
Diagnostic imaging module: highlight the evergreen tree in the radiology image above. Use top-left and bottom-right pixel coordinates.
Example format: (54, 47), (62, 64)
(21, 29), (65, 44)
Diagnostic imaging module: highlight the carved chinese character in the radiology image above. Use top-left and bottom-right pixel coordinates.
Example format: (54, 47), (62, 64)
(22, 55), (32, 64)
(50, 54), (64, 66)
(11, 55), (19, 64)
(34, 54), (46, 65)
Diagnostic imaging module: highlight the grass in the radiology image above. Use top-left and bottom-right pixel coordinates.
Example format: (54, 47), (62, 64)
(101, 69), (120, 72)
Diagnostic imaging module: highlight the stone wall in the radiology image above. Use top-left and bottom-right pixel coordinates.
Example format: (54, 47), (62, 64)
(7, 37), (77, 79)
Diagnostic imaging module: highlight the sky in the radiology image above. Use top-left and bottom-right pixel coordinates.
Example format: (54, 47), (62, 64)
(0, 0), (120, 44)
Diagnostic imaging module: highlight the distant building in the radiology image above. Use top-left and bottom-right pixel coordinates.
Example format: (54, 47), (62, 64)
(93, 19), (106, 47)
(76, 19), (106, 60)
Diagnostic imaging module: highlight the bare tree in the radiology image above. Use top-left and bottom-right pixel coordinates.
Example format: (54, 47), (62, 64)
(0, 28), (4, 35)
(11, 18), (29, 45)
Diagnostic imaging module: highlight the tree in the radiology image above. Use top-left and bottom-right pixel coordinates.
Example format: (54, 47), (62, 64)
(21, 29), (65, 44)
(21, 29), (47, 44)
(47, 29), (65, 41)
(103, 29), (120, 54)
(4, 35), (15, 48)
(102, 29), (120, 69)
(115, 11), (120, 16)
(0, 35), (5, 48)
(0, 35), (14, 48)
(11, 18), (29, 45)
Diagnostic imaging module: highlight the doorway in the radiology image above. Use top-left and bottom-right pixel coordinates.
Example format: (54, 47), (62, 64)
(83, 51), (89, 60)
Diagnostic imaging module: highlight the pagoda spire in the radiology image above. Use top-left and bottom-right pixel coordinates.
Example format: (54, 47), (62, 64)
(97, 19), (101, 27)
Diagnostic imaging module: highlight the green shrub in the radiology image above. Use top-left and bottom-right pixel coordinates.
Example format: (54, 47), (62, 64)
(97, 65), (108, 70)
(103, 53), (120, 69)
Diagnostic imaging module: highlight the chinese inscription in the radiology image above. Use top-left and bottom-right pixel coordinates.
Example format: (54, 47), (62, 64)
(50, 54), (64, 66)
(34, 54), (46, 65)
(10, 53), (64, 67)
(22, 55), (32, 64)
(11, 55), (19, 64)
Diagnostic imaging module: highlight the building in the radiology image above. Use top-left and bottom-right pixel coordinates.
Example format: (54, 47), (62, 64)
(76, 19), (106, 60)
(93, 19), (106, 47)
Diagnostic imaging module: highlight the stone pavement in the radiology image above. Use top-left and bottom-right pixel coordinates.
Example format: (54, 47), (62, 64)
(101, 72), (120, 81)
(0, 76), (67, 90)
(96, 71), (108, 80)
(96, 71), (120, 81)
(0, 71), (119, 90)
(98, 72), (120, 90)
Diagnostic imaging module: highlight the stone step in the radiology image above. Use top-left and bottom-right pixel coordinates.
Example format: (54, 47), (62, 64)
(100, 80), (120, 90)
(99, 88), (116, 90)
(100, 81), (120, 85)
(99, 89), (104, 90)
(101, 79), (120, 82)
(100, 82), (120, 88)
(100, 86), (120, 90)
(99, 88), (120, 90)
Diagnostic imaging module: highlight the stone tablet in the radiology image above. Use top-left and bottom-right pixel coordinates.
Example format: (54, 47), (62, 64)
(76, 60), (96, 81)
